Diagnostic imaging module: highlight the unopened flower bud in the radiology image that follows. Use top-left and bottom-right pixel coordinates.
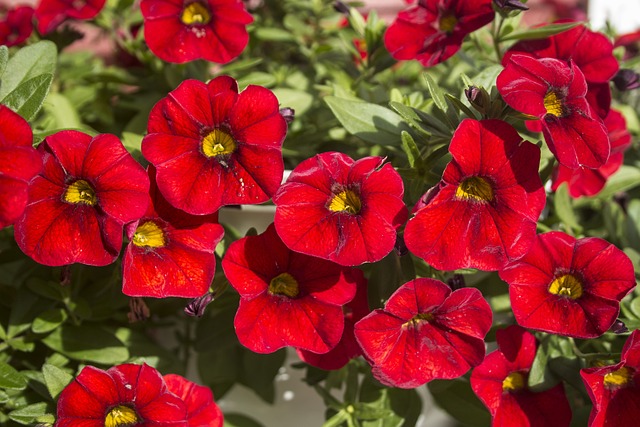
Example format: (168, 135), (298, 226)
(493, 0), (529, 11)
(465, 85), (490, 114)
(333, 1), (350, 15)
(447, 274), (466, 290)
(280, 107), (295, 125)
(185, 292), (216, 317)
(609, 319), (629, 334)
(613, 69), (640, 91)
(128, 298), (150, 323)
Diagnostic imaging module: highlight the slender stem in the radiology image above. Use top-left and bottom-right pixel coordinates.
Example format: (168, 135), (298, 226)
(492, 15), (505, 63)
(183, 316), (192, 374)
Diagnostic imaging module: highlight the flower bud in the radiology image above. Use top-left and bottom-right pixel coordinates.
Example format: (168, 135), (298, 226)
(613, 69), (640, 91)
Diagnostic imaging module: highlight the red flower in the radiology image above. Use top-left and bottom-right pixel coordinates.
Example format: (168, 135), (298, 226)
(470, 325), (572, 427)
(142, 76), (286, 215)
(222, 223), (358, 354)
(581, 330), (640, 427)
(35, 0), (106, 35)
(55, 363), (188, 427)
(499, 231), (636, 339)
(0, 106), (41, 230)
(551, 109), (632, 198)
(141, 0), (253, 64)
(164, 374), (223, 427)
(122, 167), (224, 298)
(498, 55), (610, 169)
(14, 131), (149, 266)
(404, 119), (545, 272)
(354, 278), (492, 389)
(273, 152), (407, 266)
(384, 0), (494, 67)
(615, 29), (640, 59)
(0, 5), (34, 46)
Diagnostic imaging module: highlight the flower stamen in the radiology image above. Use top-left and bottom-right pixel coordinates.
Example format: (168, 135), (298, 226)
(328, 190), (361, 214)
(202, 129), (236, 158)
(604, 367), (633, 388)
(439, 14), (458, 33)
(132, 221), (165, 248)
(502, 371), (525, 392)
(105, 405), (138, 427)
(544, 91), (565, 117)
(64, 180), (97, 206)
(269, 272), (299, 298)
(455, 176), (494, 202)
(181, 2), (211, 26)
(403, 312), (434, 328)
(548, 274), (583, 299)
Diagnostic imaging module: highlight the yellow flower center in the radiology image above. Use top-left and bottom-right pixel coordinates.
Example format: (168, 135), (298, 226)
(201, 129), (236, 158)
(328, 190), (361, 214)
(439, 14), (458, 33)
(548, 274), (583, 299)
(105, 405), (138, 427)
(181, 1), (211, 26)
(502, 371), (526, 392)
(455, 176), (494, 202)
(268, 272), (299, 298)
(604, 367), (633, 388)
(64, 180), (97, 206)
(544, 91), (565, 117)
(132, 221), (165, 248)
(403, 312), (434, 328)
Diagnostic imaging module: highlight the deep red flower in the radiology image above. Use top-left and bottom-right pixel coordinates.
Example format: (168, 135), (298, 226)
(142, 76), (286, 215)
(14, 131), (149, 266)
(581, 330), (640, 427)
(0, 5), (34, 46)
(384, 0), (494, 67)
(404, 119), (545, 272)
(35, 0), (106, 35)
(122, 167), (224, 298)
(141, 0), (253, 64)
(551, 109), (632, 198)
(471, 325), (572, 427)
(615, 29), (640, 59)
(0, 106), (41, 230)
(164, 374), (223, 427)
(499, 231), (636, 339)
(273, 152), (407, 267)
(222, 223), (358, 354)
(55, 363), (188, 427)
(354, 278), (492, 389)
(498, 54), (610, 169)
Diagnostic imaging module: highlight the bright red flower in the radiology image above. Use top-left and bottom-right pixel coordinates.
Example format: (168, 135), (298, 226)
(404, 119), (545, 272)
(615, 29), (640, 59)
(551, 109), (632, 198)
(499, 231), (636, 339)
(14, 131), (149, 267)
(498, 55), (610, 169)
(222, 223), (358, 354)
(122, 167), (224, 298)
(141, 0), (253, 64)
(273, 152), (407, 267)
(0, 106), (41, 230)
(35, 0), (106, 35)
(0, 5), (34, 46)
(384, 0), (494, 67)
(142, 76), (286, 215)
(55, 363), (188, 427)
(164, 374), (223, 427)
(581, 330), (640, 427)
(354, 278), (492, 389)
(471, 325), (572, 427)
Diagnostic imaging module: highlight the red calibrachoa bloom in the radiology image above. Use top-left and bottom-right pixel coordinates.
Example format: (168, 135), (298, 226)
(0, 5), (34, 47)
(164, 374), (223, 427)
(35, 0), (106, 35)
(354, 278), (492, 389)
(141, 0), (253, 64)
(404, 119), (545, 271)
(498, 55), (610, 169)
(384, 0), (494, 67)
(273, 152), (407, 266)
(15, 131), (149, 266)
(222, 223), (358, 354)
(471, 325), (572, 427)
(581, 330), (640, 427)
(122, 167), (224, 298)
(142, 76), (286, 215)
(55, 363), (188, 427)
(499, 231), (636, 339)
(0, 106), (41, 230)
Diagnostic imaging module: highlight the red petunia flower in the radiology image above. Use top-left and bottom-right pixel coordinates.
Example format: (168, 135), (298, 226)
(273, 152), (407, 267)
(581, 330), (640, 427)
(354, 278), (492, 389)
(498, 54), (610, 169)
(142, 76), (286, 215)
(55, 363), (188, 427)
(222, 223), (358, 354)
(141, 0), (253, 64)
(14, 130), (149, 267)
(384, 0), (494, 67)
(122, 167), (224, 298)
(470, 325), (572, 427)
(404, 119), (545, 272)
(0, 106), (41, 230)
(164, 374), (223, 427)
(0, 5), (34, 47)
(551, 109), (632, 198)
(35, 0), (106, 35)
(615, 29), (640, 60)
(499, 231), (636, 339)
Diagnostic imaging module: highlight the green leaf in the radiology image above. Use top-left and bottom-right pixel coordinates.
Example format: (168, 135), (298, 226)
(42, 324), (129, 364)
(500, 22), (581, 41)
(0, 46), (8, 78)
(8, 402), (48, 425)
(422, 73), (447, 112)
(575, 166), (640, 206)
(1, 73), (54, 120)
(428, 379), (491, 427)
(388, 101), (431, 137)
(629, 296), (640, 319)
(41, 92), (82, 129)
(554, 183), (581, 231)
(42, 364), (73, 401)
(0, 361), (27, 390)
(224, 413), (265, 427)
(32, 308), (67, 334)
(272, 88), (314, 116)
(254, 27), (296, 42)
(400, 131), (422, 169)
(528, 337), (556, 391)
(388, 388), (422, 427)
(322, 410), (349, 427)
(239, 348), (286, 404)
(0, 41), (57, 100)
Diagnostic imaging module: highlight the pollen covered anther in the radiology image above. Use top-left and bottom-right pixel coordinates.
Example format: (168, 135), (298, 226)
(455, 176), (494, 202)
(329, 189), (362, 214)
(548, 274), (583, 299)
(132, 221), (165, 248)
(439, 14), (458, 33)
(105, 405), (138, 427)
(181, 1), (211, 25)
(202, 129), (237, 158)
(502, 371), (525, 392)
(404, 312), (434, 328)
(268, 272), (300, 298)
(64, 179), (97, 206)
(543, 90), (565, 117)
(603, 366), (633, 388)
